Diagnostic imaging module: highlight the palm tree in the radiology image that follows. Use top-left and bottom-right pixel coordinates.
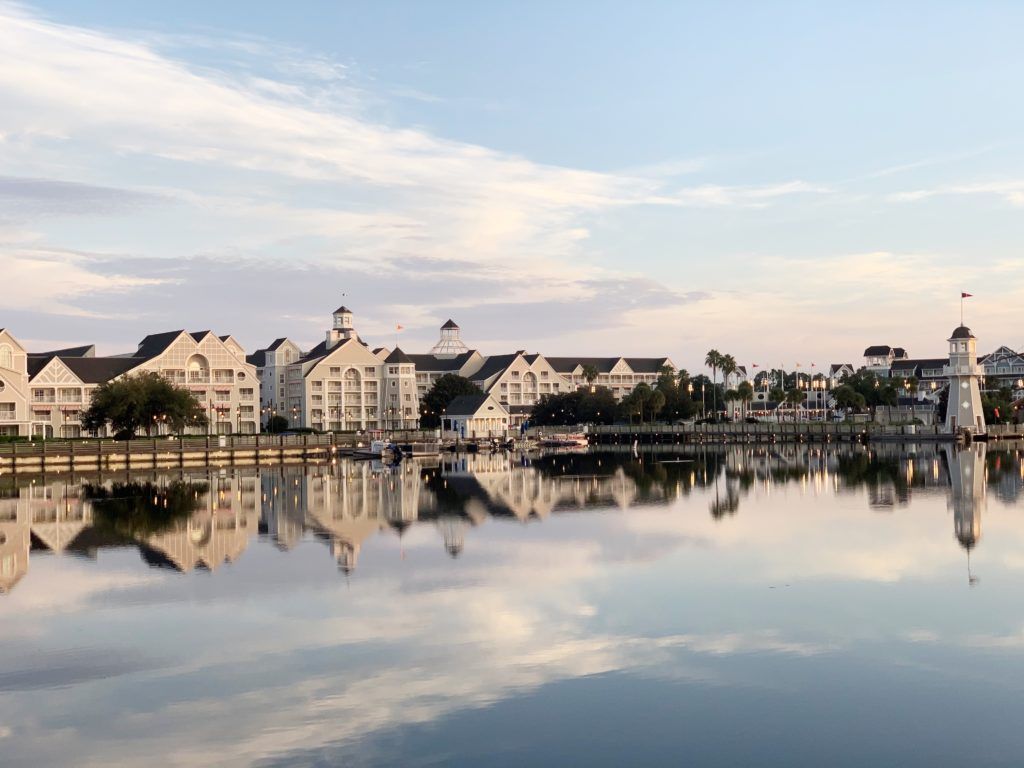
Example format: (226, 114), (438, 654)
(784, 388), (805, 421)
(737, 381), (754, 419)
(720, 355), (737, 415)
(581, 364), (599, 389)
(705, 349), (722, 419)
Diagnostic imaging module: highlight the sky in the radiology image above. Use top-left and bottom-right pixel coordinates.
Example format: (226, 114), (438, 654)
(2, 1), (1024, 371)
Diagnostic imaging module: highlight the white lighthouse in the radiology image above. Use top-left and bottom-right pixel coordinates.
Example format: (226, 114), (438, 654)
(944, 324), (986, 436)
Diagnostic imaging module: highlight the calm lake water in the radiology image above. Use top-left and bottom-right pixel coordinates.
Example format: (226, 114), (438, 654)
(2, 444), (1023, 767)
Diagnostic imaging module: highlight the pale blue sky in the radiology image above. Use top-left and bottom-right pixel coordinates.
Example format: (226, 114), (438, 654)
(2, 1), (1024, 369)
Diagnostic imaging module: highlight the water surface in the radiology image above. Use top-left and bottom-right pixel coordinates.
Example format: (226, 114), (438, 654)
(2, 444), (1023, 767)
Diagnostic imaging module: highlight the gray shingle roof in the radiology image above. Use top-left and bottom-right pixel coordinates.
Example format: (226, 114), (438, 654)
(950, 325), (975, 340)
(406, 352), (476, 372)
(441, 319), (459, 330)
(863, 345), (893, 356)
(136, 330), (185, 359)
(266, 337), (290, 351)
(545, 356), (620, 374)
(28, 355), (142, 383)
(445, 393), (498, 416)
(470, 354), (521, 382)
(385, 347), (413, 364)
(29, 344), (95, 358)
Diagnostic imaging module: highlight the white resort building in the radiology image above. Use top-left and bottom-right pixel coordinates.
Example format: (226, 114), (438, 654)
(1, 303), (676, 437)
(0, 327), (258, 437)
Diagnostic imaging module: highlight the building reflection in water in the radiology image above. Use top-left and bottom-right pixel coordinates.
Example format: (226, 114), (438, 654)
(0, 442), (1019, 592)
(943, 443), (986, 585)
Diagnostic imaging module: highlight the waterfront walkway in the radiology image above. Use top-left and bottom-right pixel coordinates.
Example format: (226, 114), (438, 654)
(587, 423), (1024, 444)
(0, 432), (430, 474)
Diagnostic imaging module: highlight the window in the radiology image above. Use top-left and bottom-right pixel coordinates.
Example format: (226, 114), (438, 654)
(388, 366), (399, 375)
(0, 345), (11, 370)
(364, 367), (376, 375)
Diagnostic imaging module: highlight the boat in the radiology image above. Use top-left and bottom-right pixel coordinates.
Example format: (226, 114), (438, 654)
(538, 432), (589, 448)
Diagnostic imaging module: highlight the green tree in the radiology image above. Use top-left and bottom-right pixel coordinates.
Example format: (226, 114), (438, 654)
(832, 384), (866, 413)
(420, 374), (481, 428)
(81, 372), (207, 439)
(648, 389), (666, 422)
(704, 349), (722, 418)
(580, 364), (600, 387)
(531, 388), (617, 426)
(265, 414), (289, 433)
(737, 381), (754, 419)
(720, 354), (738, 394)
(784, 388), (805, 421)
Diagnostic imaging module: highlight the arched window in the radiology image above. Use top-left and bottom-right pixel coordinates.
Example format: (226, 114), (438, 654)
(0, 345), (12, 370)
(186, 354), (210, 382)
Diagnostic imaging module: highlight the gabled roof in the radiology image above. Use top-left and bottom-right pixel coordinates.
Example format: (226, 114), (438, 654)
(28, 355), (142, 384)
(863, 345), (893, 357)
(441, 319), (459, 330)
(189, 330), (213, 342)
(545, 356), (621, 374)
(625, 357), (671, 374)
(266, 337), (290, 351)
(29, 344), (95, 358)
(299, 340), (329, 363)
(406, 352), (477, 372)
(892, 347), (907, 358)
(385, 347), (413, 364)
(829, 363), (853, 374)
(136, 330), (186, 359)
(61, 357), (143, 383)
(246, 350), (267, 367)
(889, 359), (920, 372)
(27, 355), (51, 378)
(469, 353), (521, 382)
(446, 393), (505, 417)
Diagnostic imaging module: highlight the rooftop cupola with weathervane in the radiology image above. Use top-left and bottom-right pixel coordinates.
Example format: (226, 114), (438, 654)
(326, 305), (356, 350)
(944, 324), (985, 436)
(430, 319), (468, 358)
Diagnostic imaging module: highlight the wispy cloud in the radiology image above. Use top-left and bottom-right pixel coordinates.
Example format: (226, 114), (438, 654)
(890, 179), (1024, 206)
(0, 0), (822, 345)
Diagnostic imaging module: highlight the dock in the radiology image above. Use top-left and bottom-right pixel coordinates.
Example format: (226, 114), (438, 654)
(0, 431), (441, 474)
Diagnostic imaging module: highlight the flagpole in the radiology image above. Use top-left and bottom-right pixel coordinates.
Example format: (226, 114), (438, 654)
(961, 294), (964, 326)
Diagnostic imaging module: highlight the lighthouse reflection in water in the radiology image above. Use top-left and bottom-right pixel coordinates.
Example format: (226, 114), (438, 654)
(2, 444), (1024, 768)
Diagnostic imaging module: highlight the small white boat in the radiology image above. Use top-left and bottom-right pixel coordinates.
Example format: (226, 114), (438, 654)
(352, 439), (391, 458)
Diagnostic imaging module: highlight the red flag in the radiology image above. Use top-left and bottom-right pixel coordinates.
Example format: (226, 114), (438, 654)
(396, 324), (404, 331)
(961, 292), (973, 298)
(752, 363), (759, 368)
